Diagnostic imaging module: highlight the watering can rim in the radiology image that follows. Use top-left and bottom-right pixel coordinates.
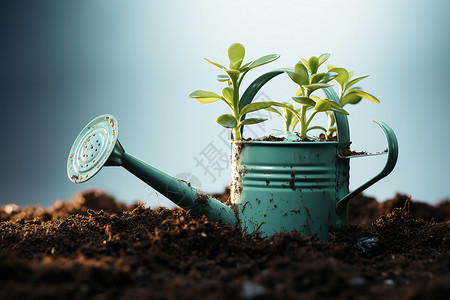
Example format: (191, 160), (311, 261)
(229, 140), (339, 145)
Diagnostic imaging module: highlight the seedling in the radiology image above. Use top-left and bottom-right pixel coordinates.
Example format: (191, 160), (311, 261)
(269, 54), (348, 139)
(189, 43), (282, 140)
(324, 65), (380, 139)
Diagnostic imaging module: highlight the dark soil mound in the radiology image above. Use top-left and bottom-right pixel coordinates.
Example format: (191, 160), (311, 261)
(0, 190), (449, 299)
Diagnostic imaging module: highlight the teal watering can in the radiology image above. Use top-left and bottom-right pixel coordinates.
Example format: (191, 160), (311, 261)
(67, 71), (398, 240)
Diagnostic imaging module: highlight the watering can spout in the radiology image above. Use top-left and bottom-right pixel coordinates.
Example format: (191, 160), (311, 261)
(67, 114), (237, 226)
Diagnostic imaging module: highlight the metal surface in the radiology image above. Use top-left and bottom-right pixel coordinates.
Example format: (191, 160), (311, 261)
(231, 141), (347, 240)
(67, 115), (118, 183)
(67, 114), (237, 226)
(336, 120), (398, 213)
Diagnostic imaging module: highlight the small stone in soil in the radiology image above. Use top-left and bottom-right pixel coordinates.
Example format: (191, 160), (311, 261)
(354, 237), (385, 258)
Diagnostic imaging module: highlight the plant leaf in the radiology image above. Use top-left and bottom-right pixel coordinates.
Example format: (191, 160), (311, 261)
(204, 58), (226, 70)
(240, 102), (272, 116)
(330, 106), (349, 115)
(311, 73), (325, 84)
(217, 114), (237, 128)
(341, 93), (362, 106)
(303, 83), (332, 92)
(328, 67), (349, 89)
(294, 63), (309, 84)
(307, 126), (327, 133)
(240, 118), (267, 125)
(285, 70), (307, 86)
(248, 54), (280, 69)
(265, 107), (283, 116)
(292, 96), (316, 107)
(230, 58), (243, 70)
(189, 90), (223, 103)
(300, 58), (308, 68)
(321, 71), (338, 83)
(226, 69), (240, 82)
(228, 43), (245, 64)
(222, 86), (234, 103)
(346, 75), (369, 89)
(327, 64), (336, 71)
(313, 98), (332, 112)
(352, 90), (380, 103)
(318, 53), (330, 66)
(217, 74), (230, 82)
(308, 56), (319, 74)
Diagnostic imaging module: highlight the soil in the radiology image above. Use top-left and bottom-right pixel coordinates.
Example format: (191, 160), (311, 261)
(1, 189), (449, 300)
(339, 149), (368, 157)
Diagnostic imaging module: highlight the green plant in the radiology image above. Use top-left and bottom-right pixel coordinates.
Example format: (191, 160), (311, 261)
(189, 43), (281, 140)
(324, 65), (380, 139)
(275, 54), (349, 139)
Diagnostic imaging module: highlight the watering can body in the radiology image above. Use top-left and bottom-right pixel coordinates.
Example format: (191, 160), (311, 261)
(231, 141), (349, 240)
(67, 70), (398, 241)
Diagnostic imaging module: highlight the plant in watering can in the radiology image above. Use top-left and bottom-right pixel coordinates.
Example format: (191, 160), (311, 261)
(189, 43), (300, 141)
(267, 54), (380, 140)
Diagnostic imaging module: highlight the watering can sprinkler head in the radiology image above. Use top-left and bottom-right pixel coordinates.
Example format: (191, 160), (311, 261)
(67, 114), (237, 225)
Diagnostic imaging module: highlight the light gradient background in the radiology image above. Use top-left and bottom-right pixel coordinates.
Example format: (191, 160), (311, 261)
(1, 0), (449, 208)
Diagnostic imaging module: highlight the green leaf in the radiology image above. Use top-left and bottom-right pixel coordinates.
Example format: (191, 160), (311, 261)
(189, 90), (223, 103)
(294, 63), (309, 84)
(240, 102), (272, 116)
(341, 93), (362, 106)
(313, 98), (332, 112)
(240, 118), (267, 125)
(318, 53), (330, 65)
(228, 43), (245, 64)
(311, 73), (325, 84)
(330, 106), (349, 115)
(216, 114), (237, 128)
(204, 58), (226, 70)
(230, 58), (243, 70)
(300, 58), (309, 68)
(327, 64), (336, 71)
(346, 75), (369, 89)
(265, 107), (283, 116)
(291, 116), (299, 129)
(303, 83), (332, 91)
(307, 126), (327, 133)
(307, 56), (319, 74)
(226, 69), (240, 82)
(240, 61), (252, 71)
(352, 90), (380, 103)
(222, 87), (234, 103)
(328, 67), (349, 89)
(248, 54), (280, 69)
(217, 74), (230, 82)
(285, 70), (307, 86)
(321, 71), (338, 83)
(292, 96), (316, 107)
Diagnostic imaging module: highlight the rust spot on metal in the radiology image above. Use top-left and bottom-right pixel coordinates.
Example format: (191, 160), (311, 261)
(265, 178), (270, 186)
(303, 206), (311, 219)
(241, 201), (251, 213)
(71, 175), (79, 180)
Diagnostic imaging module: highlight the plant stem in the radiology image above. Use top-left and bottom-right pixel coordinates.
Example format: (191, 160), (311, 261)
(300, 105), (307, 139)
(232, 76), (241, 141)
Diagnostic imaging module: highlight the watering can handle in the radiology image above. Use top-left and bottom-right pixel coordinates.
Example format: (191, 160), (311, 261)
(322, 88), (399, 213)
(335, 120), (398, 213)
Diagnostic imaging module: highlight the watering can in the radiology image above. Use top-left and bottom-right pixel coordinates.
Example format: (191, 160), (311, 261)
(67, 71), (398, 240)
